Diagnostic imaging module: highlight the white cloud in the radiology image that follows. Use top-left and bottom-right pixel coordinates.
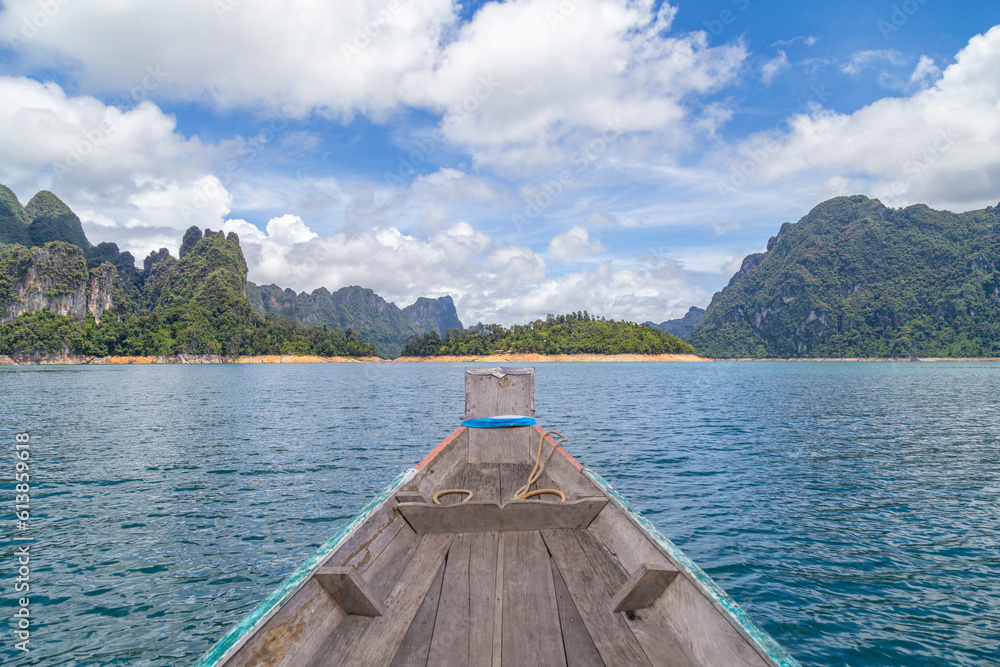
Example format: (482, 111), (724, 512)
(548, 226), (606, 263)
(736, 25), (1000, 211)
(0, 76), (209, 187)
(0, 76), (237, 260)
(0, 0), (748, 169)
(841, 49), (906, 76)
(910, 55), (942, 87)
(771, 36), (817, 48)
(709, 220), (740, 236)
(226, 214), (703, 325)
(761, 50), (789, 84)
(483, 260), (707, 325)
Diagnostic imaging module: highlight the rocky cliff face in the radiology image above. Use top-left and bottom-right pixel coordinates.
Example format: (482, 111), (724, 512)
(1, 242), (117, 325)
(403, 296), (463, 334)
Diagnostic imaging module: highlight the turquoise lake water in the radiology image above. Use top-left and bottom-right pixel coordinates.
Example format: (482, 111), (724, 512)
(1, 361), (998, 665)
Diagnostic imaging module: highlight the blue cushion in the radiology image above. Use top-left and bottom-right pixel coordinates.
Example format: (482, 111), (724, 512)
(461, 415), (537, 428)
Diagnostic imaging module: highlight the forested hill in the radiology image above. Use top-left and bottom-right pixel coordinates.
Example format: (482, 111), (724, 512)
(689, 195), (1000, 358)
(1, 227), (378, 358)
(0, 186), (460, 357)
(401, 312), (695, 356)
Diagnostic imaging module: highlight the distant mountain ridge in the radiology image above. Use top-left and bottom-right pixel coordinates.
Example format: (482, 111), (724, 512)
(249, 283), (462, 357)
(689, 195), (1000, 358)
(648, 307), (705, 339)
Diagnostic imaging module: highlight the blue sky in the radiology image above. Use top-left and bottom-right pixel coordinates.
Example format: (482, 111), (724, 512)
(1, 0), (998, 325)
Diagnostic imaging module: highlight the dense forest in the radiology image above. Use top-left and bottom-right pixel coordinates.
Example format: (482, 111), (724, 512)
(401, 311), (695, 356)
(689, 196), (1000, 358)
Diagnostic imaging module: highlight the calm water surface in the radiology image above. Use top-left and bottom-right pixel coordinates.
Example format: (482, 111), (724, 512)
(1, 362), (998, 665)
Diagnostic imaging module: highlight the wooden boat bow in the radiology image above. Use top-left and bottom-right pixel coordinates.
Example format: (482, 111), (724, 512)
(196, 367), (799, 667)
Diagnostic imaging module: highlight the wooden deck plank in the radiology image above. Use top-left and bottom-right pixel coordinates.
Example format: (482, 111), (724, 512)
(307, 533), (453, 666)
(550, 558), (604, 667)
(434, 461), (473, 505)
(468, 532), (499, 667)
(491, 533), (505, 667)
(574, 527), (698, 666)
(501, 531), (566, 667)
(427, 536), (473, 665)
(499, 463), (533, 503)
(365, 525), (421, 600)
(388, 559), (447, 667)
(469, 427), (532, 464)
(463, 463), (501, 504)
(540, 529), (651, 667)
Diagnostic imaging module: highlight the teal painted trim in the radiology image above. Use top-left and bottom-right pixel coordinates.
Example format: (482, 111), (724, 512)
(584, 469), (801, 667)
(194, 468), (417, 667)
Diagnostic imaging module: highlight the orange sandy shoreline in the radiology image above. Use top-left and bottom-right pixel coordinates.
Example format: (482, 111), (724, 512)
(392, 353), (708, 362)
(0, 352), (707, 365)
(6, 353), (996, 366)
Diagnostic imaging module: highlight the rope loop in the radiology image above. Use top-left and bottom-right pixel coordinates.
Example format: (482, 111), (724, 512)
(432, 489), (474, 505)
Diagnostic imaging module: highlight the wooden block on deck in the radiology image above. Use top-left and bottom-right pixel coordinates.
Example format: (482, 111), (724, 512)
(611, 564), (679, 613)
(465, 367), (535, 418)
(314, 566), (386, 617)
(396, 498), (608, 534)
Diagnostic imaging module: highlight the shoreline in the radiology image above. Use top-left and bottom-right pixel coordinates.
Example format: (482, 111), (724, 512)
(719, 357), (1000, 362)
(0, 352), (707, 365)
(0, 353), (385, 365)
(392, 353), (708, 362)
(4, 353), (1000, 365)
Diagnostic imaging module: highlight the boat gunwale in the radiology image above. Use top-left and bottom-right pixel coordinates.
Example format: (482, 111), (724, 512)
(584, 468), (801, 667)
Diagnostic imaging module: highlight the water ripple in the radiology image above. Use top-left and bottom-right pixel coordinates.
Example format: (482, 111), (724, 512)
(0, 361), (998, 665)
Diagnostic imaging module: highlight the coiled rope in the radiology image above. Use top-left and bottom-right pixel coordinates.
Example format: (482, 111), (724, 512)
(513, 430), (567, 502)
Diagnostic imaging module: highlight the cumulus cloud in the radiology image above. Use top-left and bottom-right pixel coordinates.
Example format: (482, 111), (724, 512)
(548, 226), (606, 263)
(0, 76), (237, 259)
(733, 25), (1000, 211)
(0, 0), (747, 169)
(485, 260), (707, 325)
(224, 214), (703, 324)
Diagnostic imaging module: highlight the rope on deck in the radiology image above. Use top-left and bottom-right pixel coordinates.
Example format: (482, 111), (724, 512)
(431, 429), (569, 504)
(513, 430), (567, 502)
